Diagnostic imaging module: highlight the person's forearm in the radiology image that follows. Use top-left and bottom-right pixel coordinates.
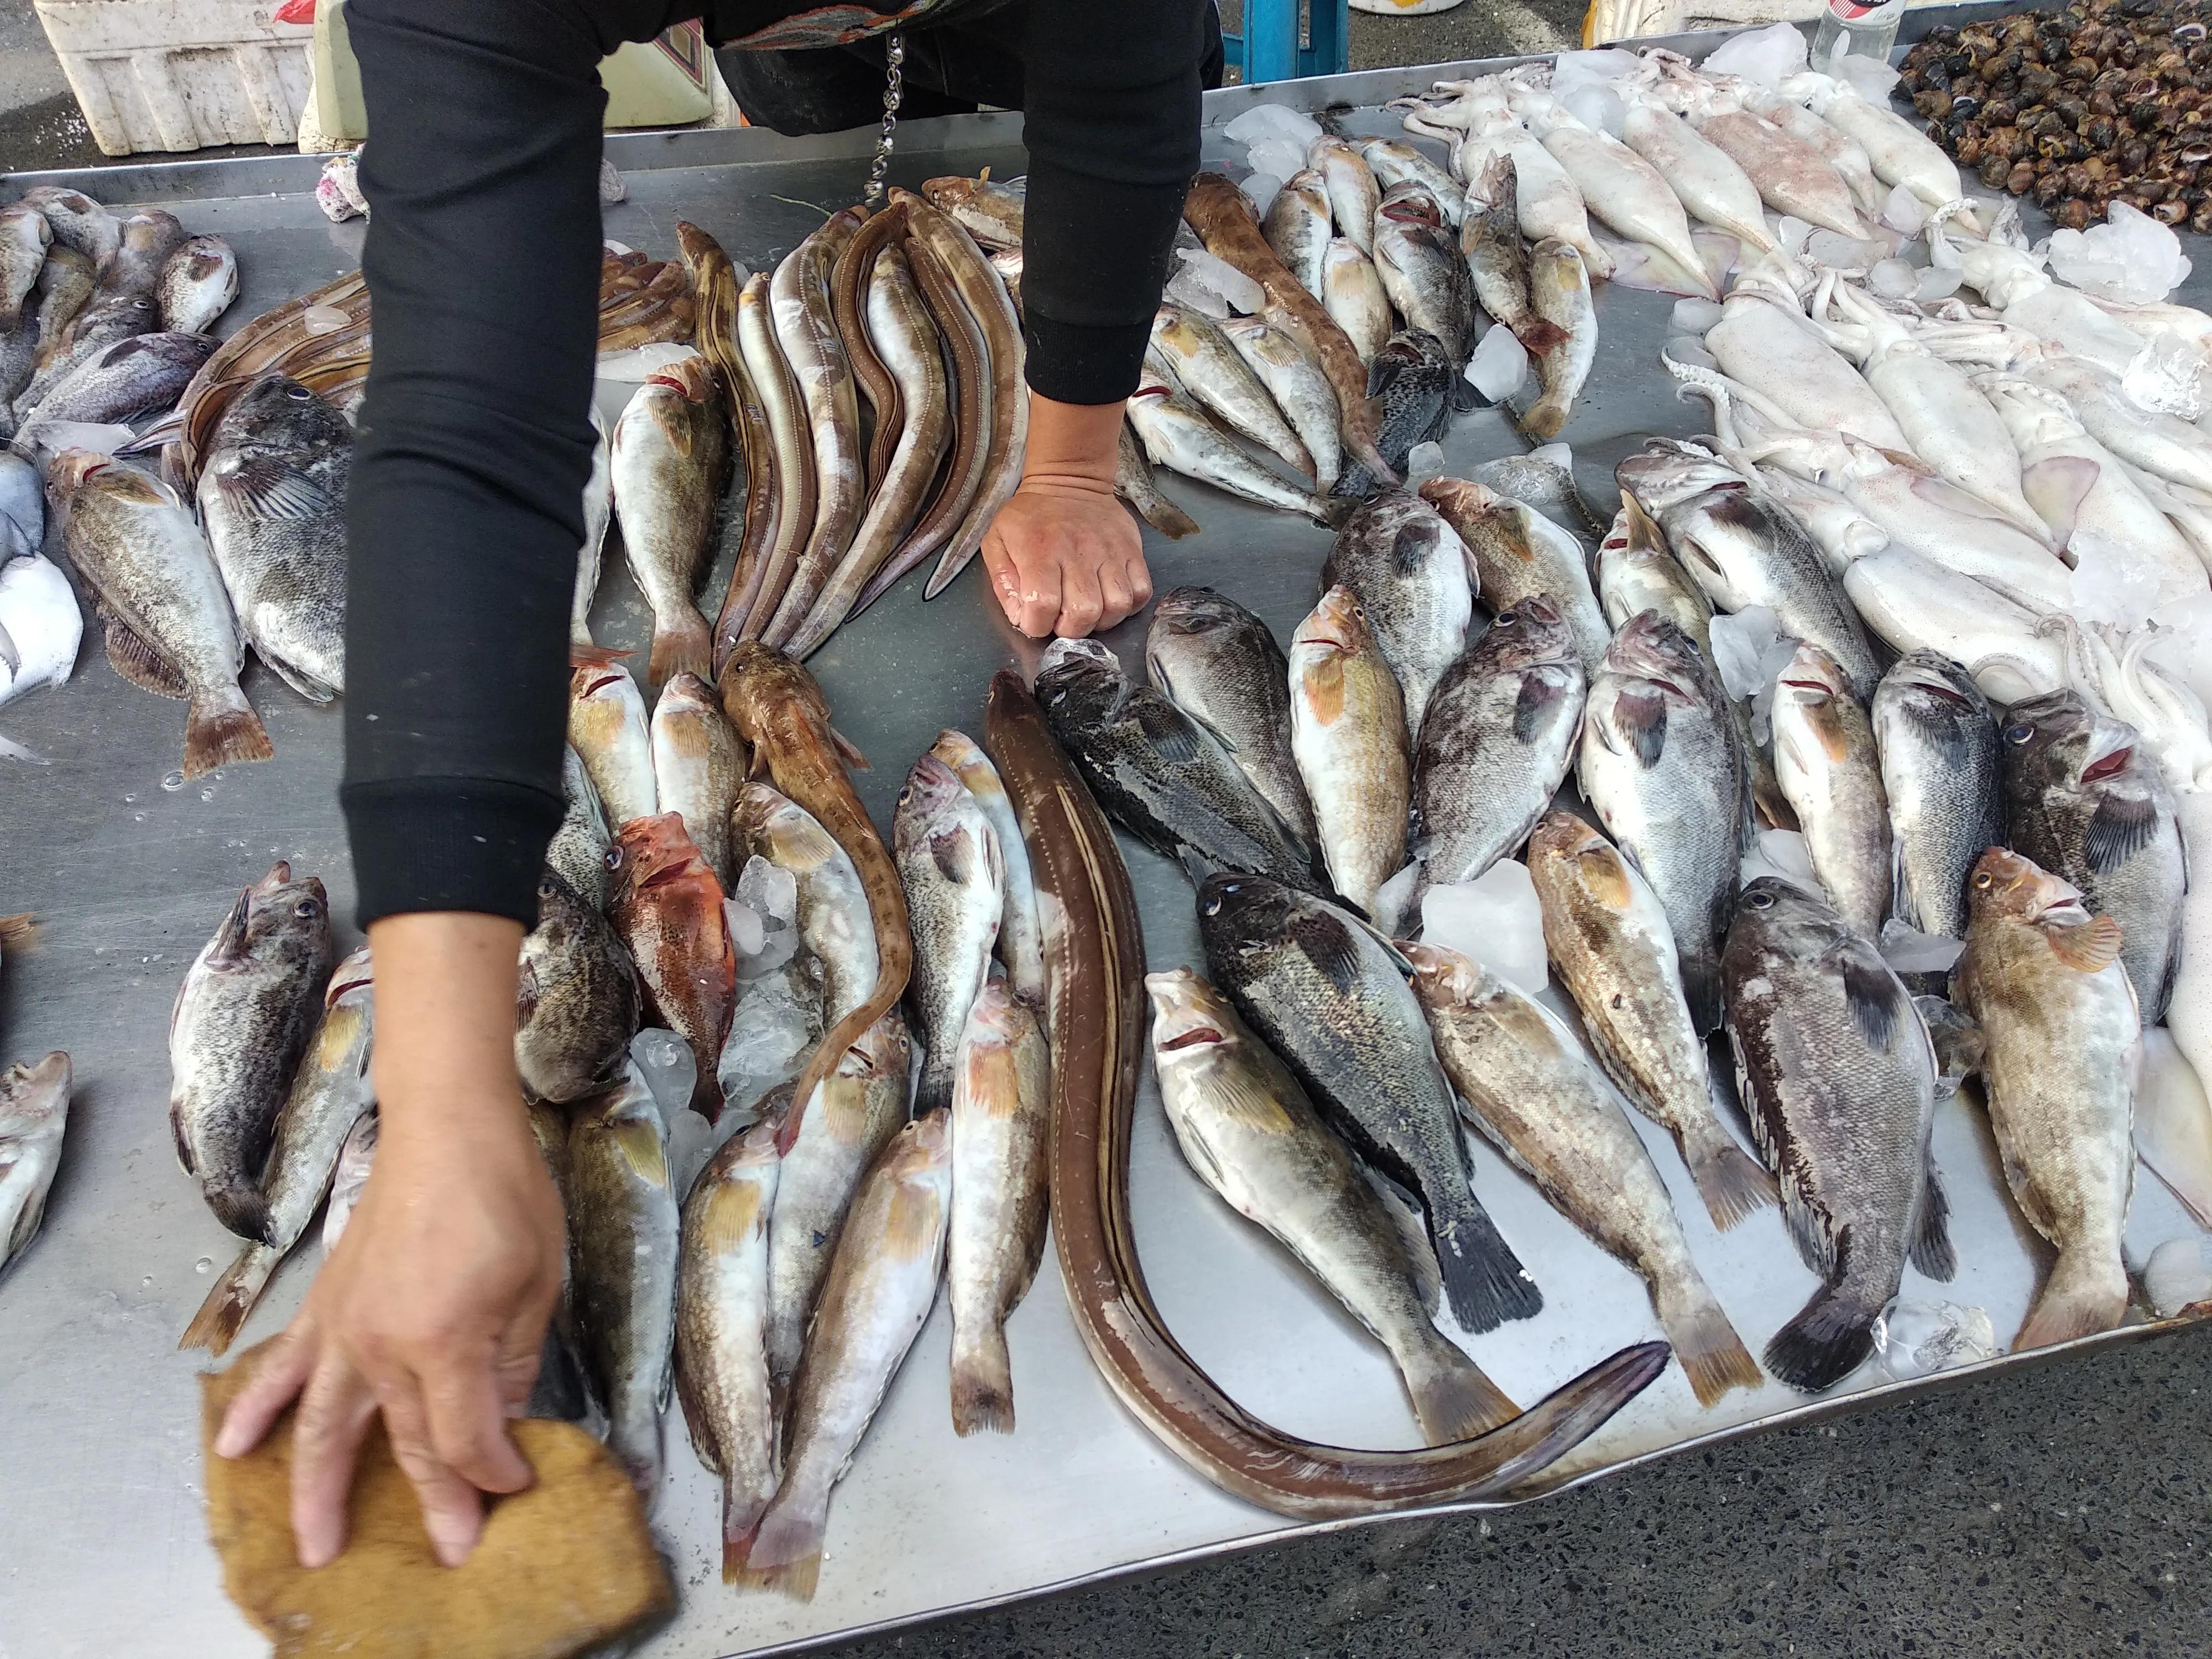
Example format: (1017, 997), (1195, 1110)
(1022, 394), (1123, 487)
(367, 912), (527, 1149)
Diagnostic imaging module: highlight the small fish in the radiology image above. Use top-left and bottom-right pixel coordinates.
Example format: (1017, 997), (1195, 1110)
(731, 782), (881, 1040)
(930, 731), (1046, 1006)
(0, 1050), (71, 1280)
(740, 1109), (952, 1600)
(568, 1065), (681, 1503)
(1333, 329), (1455, 497)
(0, 203), (50, 331)
(1218, 316), (1343, 493)
(17, 186), (119, 265)
(547, 745), (615, 912)
(947, 980), (1052, 1435)
(1262, 169), (1334, 299)
(1319, 488), (1474, 738)
(1373, 181), (1478, 368)
(1526, 813), (1776, 1230)
(1310, 135), (1382, 255)
(1419, 476), (1610, 671)
(675, 1112), (784, 1579)
(612, 357), (727, 688)
(1522, 238), (1595, 442)
(1871, 651), (2003, 941)
(1360, 138), (1465, 225)
(1409, 943), (1762, 1408)
(1954, 848), (2140, 1351)
(1147, 968), (1520, 1443)
(517, 869), (641, 1105)
(19, 293), (157, 413)
(1595, 498), (1713, 656)
(895, 754), (1003, 1118)
(1724, 878), (1953, 1392)
(195, 373), (350, 701)
(181, 950), (375, 1354)
(1322, 238), (1392, 365)
(1150, 305), (1314, 481)
(1144, 586), (1316, 845)
(1198, 872), (1543, 1333)
(1410, 598), (1585, 901)
(568, 648), (658, 826)
(98, 209), (187, 299)
(1037, 637), (1326, 892)
(320, 1110), (377, 1256)
(155, 234), (237, 335)
(1999, 690), (2186, 1024)
(30, 246), (96, 359)
(1468, 451), (1609, 549)
(611, 813), (735, 1121)
(650, 671), (745, 886)
(1126, 384), (1332, 520)
(1288, 586), (1410, 919)
(18, 330), (215, 441)
(1459, 155), (1567, 356)
(1770, 643), (1893, 941)
(168, 863), (334, 1238)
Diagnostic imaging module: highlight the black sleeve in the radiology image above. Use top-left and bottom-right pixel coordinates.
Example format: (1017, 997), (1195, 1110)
(341, 0), (687, 930)
(1015, 0), (1207, 405)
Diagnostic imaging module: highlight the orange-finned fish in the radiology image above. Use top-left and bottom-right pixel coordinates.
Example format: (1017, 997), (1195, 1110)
(611, 812), (735, 1121)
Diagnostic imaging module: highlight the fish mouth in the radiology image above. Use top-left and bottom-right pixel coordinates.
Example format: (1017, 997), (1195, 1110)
(1780, 677), (1832, 695)
(1158, 1024), (1224, 1052)
(2079, 742), (2133, 784)
(1380, 200), (1442, 228)
(1913, 679), (1976, 709)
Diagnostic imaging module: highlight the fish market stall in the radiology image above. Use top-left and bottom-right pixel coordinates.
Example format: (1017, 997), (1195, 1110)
(4, 6), (2212, 1655)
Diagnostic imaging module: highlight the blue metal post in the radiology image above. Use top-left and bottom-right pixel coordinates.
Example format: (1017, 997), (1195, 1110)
(1221, 0), (1349, 85)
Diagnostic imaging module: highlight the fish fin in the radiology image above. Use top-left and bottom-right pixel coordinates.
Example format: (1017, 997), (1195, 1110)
(210, 453), (335, 521)
(2015, 1243), (2128, 1350)
(1405, 1339), (1521, 1443)
(734, 1488), (826, 1599)
(719, 1478), (773, 1583)
(1682, 1123), (1780, 1232)
(691, 1171), (769, 1253)
(204, 887), (255, 969)
(0, 912), (37, 952)
(881, 1178), (946, 1262)
(1196, 1058), (1298, 1134)
(514, 956), (541, 1027)
(178, 1241), (280, 1355)
(101, 609), (187, 698)
(1176, 844), (1227, 889)
(1511, 670), (1567, 743)
(1652, 1272), (1763, 1407)
(1511, 317), (1570, 356)
(1131, 695), (1200, 763)
(2044, 913), (2124, 974)
(1613, 685), (1669, 767)
(256, 649), (338, 705)
(609, 1117), (671, 1188)
(204, 1181), (271, 1243)
(1134, 485), (1202, 540)
(2018, 455), (2099, 547)
(1431, 1196), (1543, 1333)
(949, 1324), (1016, 1436)
(1679, 951), (1723, 1037)
(1829, 938), (1902, 1049)
(571, 642), (633, 669)
(1521, 395), (1568, 443)
(830, 724), (869, 770)
(1911, 1158), (1957, 1282)
(1285, 909), (1363, 994)
(1390, 521), (1438, 578)
(183, 689), (273, 779)
(1762, 1263), (1880, 1393)
(646, 612), (713, 691)
(2083, 792), (2158, 873)
(1775, 1152), (1840, 1282)
(929, 825), (983, 886)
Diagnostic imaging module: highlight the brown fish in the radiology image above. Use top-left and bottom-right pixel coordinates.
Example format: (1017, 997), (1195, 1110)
(517, 869), (641, 1105)
(611, 814), (735, 1121)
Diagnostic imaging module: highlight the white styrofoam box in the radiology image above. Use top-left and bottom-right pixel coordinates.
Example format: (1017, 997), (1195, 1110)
(33, 0), (314, 156)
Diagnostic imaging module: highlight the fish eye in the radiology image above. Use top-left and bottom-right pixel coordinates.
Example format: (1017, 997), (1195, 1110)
(285, 383), (312, 402)
(2003, 723), (2034, 744)
(1201, 894), (1222, 916)
(293, 896), (321, 919)
(538, 876), (559, 899)
(1974, 870), (1993, 889)
(603, 846), (623, 870)
(1495, 611), (1518, 627)
(1744, 889), (1774, 910)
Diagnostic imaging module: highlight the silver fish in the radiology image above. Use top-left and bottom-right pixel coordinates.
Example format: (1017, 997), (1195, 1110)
(1150, 305), (1314, 481)
(1522, 238), (1594, 442)
(895, 754), (1004, 1118)
(1595, 498), (1713, 657)
(155, 234), (237, 335)
(0, 1050), (71, 1281)
(1360, 138), (1465, 225)
(1871, 651), (2003, 941)
(733, 782), (880, 1035)
(612, 356), (727, 688)
(1373, 181), (1477, 368)
(517, 870), (640, 1104)
(548, 744), (615, 912)
(1322, 238), (1392, 366)
(568, 650), (657, 826)
(651, 670), (745, 886)
(1218, 316), (1343, 493)
(1262, 168), (1334, 299)
(320, 1112), (377, 1256)
(1310, 135), (1381, 254)
(19, 330), (216, 440)
(1771, 643), (1893, 941)
(1320, 489), (1475, 739)
(930, 730), (1046, 1006)
(18, 292), (157, 413)
(1420, 476), (1610, 671)
(1288, 585), (1410, 920)
(1114, 416), (1200, 539)
(1144, 586), (1316, 845)
(1126, 384), (1332, 520)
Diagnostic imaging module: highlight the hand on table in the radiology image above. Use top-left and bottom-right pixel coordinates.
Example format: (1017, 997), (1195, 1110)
(980, 393), (1152, 640)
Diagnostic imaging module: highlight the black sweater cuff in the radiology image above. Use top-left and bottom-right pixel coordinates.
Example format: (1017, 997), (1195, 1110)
(341, 776), (564, 929)
(1023, 313), (1154, 406)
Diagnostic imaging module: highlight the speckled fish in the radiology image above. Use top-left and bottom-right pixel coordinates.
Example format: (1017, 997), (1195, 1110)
(1770, 643), (1892, 941)
(1199, 872), (1543, 1333)
(930, 730), (1046, 1006)
(650, 671), (745, 886)
(947, 979), (1051, 1435)
(168, 863), (334, 1238)
(1320, 488), (1474, 738)
(1322, 238), (1392, 366)
(0, 1050), (70, 1282)
(1527, 813), (1776, 1230)
(1144, 586), (1316, 845)
(675, 1111), (784, 1579)
(182, 948), (374, 1354)
(895, 754), (1003, 1118)
(1871, 651), (2003, 942)
(30, 246), (95, 359)
(1361, 138), (1465, 225)
(1289, 585), (1410, 920)
(613, 357), (727, 688)
(1146, 968), (1520, 1444)
(1037, 637), (1326, 892)
(1219, 316), (1343, 493)
(548, 745), (615, 912)
(1125, 383), (1333, 520)
(611, 813), (735, 1121)
(0, 204), (49, 331)
(741, 1109), (951, 1599)
(156, 234), (237, 335)
(1595, 498), (1713, 656)
(1347, 329), (1460, 498)
(1460, 155), (1567, 356)
(1373, 182), (1478, 369)
(732, 781), (881, 1039)
(1150, 305), (1314, 481)
(1954, 848), (2140, 1351)
(1310, 135), (1382, 254)
(1263, 169), (1334, 299)
(1999, 690), (2186, 1024)
(1420, 476), (1609, 671)
(1522, 238), (1594, 442)
(19, 330), (216, 443)
(1469, 451), (1607, 547)
(568, 1065), (681, 1503)
(1410, 597), (1585, 902)
(568, 648), (657, 826)
(195, 373), (350, 701)
(1410, 943), (1762, 1407)
(517, 869), (640, 1105)
(20, 292), (157, 414)
(18, 186), (118, 265)
(1577, 612), (1750, 1034)
(1724, 878), (1953, 1392)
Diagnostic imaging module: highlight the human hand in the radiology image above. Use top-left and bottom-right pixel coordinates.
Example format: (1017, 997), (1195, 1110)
(979, 392), (1152, 639)
(213, 912), (566, 1570)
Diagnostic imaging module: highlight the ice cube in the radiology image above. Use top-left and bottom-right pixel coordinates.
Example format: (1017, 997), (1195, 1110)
(1550, 48), (1640, 103)
(1740, 827), (1818, 891)
(1463, 322), (1529, 402)
(21, 420), (135, 459)
(1224, 102), (1325, 149)
(733, 857), (801, 979)
(1777, 215), (1814, 257)
(596, 342), (704, 381)
(1662, 335), (1719, 372)
(1670, 296), (1726, 335)
(1420, 859), (1548, 995)
(1871, 1299), (2000, 1380)
(1563, 86), (1626, 140)
(2070, 525), (2163, 631)
(1243, 171), (1284, 218)
(1879, 920), (1966, 974)
(1868, 258), (1918, 301)
(724, 898), (766, 961)
(1806, 229), (1883, 269)
(627, 1036), (691, 1124)
(2144, 1237), (2212, 1318)
(1371, 860), (1421, 939)
(598, 157), (627, 205)
(1879, 184), (1927, 237)
(1749, 632), (1802, 742)
(664, 1104), (716, 1202)
(1703, 21), (1809, 88)
(1407, 440), (1447, 481)
(1708, 604), (1783, 701)
(2048, 200), (2195, 304)
(1164, 266), (1232, 319)
(1245, 137), (1310, 189)
(1529, 442), (1574, 474)
(1829, 54), (1903, 105)
(1916, 264), (1964, 301)
(302, 303), (352, 336)
(1177, 246), (1268, 316)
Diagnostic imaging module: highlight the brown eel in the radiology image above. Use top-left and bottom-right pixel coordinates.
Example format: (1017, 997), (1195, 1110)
(733, 270), (815, 643)
(830, 201), (909, 498)
(982, 669), (1671, 1519)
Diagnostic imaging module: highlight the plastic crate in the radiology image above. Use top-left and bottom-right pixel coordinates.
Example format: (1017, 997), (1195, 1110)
(33, 0), (315, 155)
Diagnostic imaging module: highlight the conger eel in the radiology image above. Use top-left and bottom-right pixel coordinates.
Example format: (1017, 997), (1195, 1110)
(830, 201), (909, 498)
(732, 270), (814, 643)
(764, 209), (866, 649)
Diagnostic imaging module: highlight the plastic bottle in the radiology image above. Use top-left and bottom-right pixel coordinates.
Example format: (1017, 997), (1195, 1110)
(1812, 0), (1906, 69)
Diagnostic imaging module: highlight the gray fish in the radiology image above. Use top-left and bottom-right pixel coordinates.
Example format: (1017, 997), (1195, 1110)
(1373, 182), (1477, 368)
(195, 373), (350, 701)
(1198, 872), (1544, 1332)
(1360, 138), (1465, 225)
(894, 754), (1003, 1118)
(1151, 305), (1314, 481)
(1037, 637), (1326, 892)
(1578, 612), (1750, 1034)
(31, 245), (96, 359)
(1999, 689), (2187, 1023)
(1319, 488), (1474, 738)
(0, 313), (34, 431)
(19, 330), (216, 439)
(181, 949), (374, 1354)
(1469, 450), (1606, 549)
(0, 1050), (71, 1281)
(517, 869), (641, 1104)
(0, 203), (49, 331)
(1145, 586), (1316, 844)
(155, 234), (237, 335)
(1410, 596), (1585, 901)
(1595, 497), (1712, 656)
(1288, 585), (1410, 920)
(320, 1109), (377, 1255)
(97, 210), (187, 300)
(612, 357), (727, 688)
(18, 186), (119, 266)
(1114, 417), (1199, 539)
(1332, 330), (1454, 499)
(1420, 476), (1610, 671)
(167, 862), (335, 1238)
(1146, 968), (1521, 1444)
(524, 1099), (604, 1430)
(1522, 238), (1594, 442)
(19, 291), (158, 413)
(0, 449), (39, 559)
(1771, 643), (1893, 941)
(1460, 156), (1566, 357)
(1871, 651), (2002, 941)
(1263, 168), (1334, 300)
(1218, 316), (1343, 494)
(1723, 878), (1953, 1392)
(549, 744), (615, 912)
(1125, 383), (1332, 521)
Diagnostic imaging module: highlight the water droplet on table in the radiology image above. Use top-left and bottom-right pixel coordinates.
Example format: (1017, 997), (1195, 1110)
(122, 793), (137, 804)
(200, 787), (216, 802)
(194, 1256), (213, 1274)
(161, 770), (186, 792)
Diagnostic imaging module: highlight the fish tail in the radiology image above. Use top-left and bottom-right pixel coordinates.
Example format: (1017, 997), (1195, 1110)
(1682, 1126), (1780, 1232)
(1520, 395), (1568, 442)
(205, 1182), (271, 1244)
(1512, 317), (1569, 356)
(732, 1485), (827, 1600)
(912, 1060), (954, 1123)
(719, 1474), (775, 1584)
(0, 912), (36, 952)
(948, 1323), (1016, 1437)
(182, 688), (272, 779)
(178, 1241), (280, 1355)
(1678, 953), (1724, 1037)
(1403, 1332), (1521, 1444)
(647, 611), (713, 690)
(2015, 1245), (2128, 1352)
(1432, 1197), (1543, 1333)
(1652, 1271), (1764, 1407)
(1762, 1279), (1881, 1394)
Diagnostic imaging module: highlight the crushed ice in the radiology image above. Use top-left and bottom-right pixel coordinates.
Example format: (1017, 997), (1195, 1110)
(1463, 322), (1529, 402)
(1702, 21), (1807, 87)
(1740, 828), (1819, 891)
(2047, 200), (2193, 305)
(1879, 920), (1966, 975)
(1708, 604), (1785, 701)
(1871, 1299), (2000, 1380)
(1421, 859), (1549, 995)
(1176, 246), (1267, 315)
